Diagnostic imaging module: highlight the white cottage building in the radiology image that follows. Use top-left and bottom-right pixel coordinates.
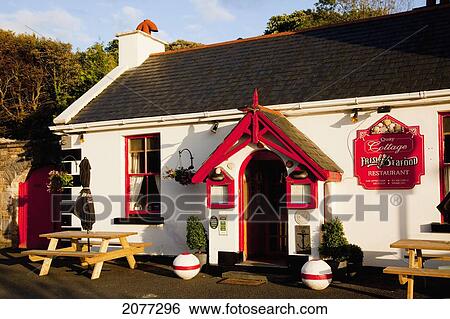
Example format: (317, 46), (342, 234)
(51, 3), (450, 268)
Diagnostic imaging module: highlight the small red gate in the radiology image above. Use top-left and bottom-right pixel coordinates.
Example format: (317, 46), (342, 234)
(18, 166), (59, 249)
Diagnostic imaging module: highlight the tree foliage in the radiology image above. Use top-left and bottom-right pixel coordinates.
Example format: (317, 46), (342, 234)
(265, 0), (413, 34)
(166, 39), (204, 52)
(0, 29), (204, 139)
(0, 30), (118, 139)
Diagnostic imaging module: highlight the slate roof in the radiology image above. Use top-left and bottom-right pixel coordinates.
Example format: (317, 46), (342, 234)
(69, 5), (450, 124)
(259, 108), (343, 173)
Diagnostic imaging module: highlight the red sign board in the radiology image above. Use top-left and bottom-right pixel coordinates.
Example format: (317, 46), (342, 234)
(354, 115), (424, 190)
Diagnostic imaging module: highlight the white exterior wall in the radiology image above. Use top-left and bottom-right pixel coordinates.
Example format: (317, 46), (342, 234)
(65, 102), (450, 266)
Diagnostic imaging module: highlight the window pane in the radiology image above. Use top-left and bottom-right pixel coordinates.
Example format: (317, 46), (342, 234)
(129, 175), (160, 212)
(129, 152), (145, 173)
(211, 185), (228, 204)
(291, 184), (311, 205)
(444, 117), (450, 134)
(130, 138), (145, 151)
(129, 176), (145, 211)
(147, 135), (160, 150)
(147, 150), (161, 173)
(445, 135), (450, 164)
(146, 175), (161, 212)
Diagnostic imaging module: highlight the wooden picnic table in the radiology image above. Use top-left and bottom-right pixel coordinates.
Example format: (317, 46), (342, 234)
(22, 231), (152, 280)
(384, 239), (450, 298)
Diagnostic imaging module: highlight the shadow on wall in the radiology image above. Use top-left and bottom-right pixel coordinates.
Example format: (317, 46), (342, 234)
(155, 123), (236, 255)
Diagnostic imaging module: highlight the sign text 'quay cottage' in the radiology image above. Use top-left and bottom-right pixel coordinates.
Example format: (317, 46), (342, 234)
(353, 115), (425, 190)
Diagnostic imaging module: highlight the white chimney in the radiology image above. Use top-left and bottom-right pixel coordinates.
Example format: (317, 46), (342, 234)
(116, 19), (166, 68)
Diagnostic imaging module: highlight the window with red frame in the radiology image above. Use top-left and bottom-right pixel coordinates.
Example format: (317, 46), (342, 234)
(126, 134), (161, 215)
(286, 168), (317, 209)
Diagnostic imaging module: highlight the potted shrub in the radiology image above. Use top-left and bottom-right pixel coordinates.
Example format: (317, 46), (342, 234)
(319, 218), (349, 279)
(186, 216), (208, 267)
(345, 244), (364, 278)
(47, 170), (73, 193)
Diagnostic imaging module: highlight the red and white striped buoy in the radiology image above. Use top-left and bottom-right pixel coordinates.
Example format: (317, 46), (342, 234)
(301, 259), (332, 290)
(173, 253), (201, 280)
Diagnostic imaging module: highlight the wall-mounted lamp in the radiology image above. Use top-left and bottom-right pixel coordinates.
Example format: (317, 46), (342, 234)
(59, 134), (69, 146)
(211, 121), (219, 133)
(79, 133), (85, 143)
(289, 169), (309, 179)
(377, 106), (391, 113)
(351, 108), (362, 123)
(209, 167), (225, 181)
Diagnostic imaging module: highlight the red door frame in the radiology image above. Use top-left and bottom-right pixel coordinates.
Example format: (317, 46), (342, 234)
(238, 150), (286, 253)
(438, 112), (450, 223)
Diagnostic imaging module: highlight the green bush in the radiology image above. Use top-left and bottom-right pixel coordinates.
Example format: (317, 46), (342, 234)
(319, 218), (349, 262)
(345, 244), (364, 265)
(186, 216), (207, 253)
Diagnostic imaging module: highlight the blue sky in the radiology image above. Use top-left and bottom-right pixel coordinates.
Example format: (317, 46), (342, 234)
(0, 0), (426, 51)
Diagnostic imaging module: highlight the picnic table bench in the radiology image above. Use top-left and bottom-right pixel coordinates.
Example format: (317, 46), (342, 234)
(384, 239), (450, 299)
(22, 231), (152, 280)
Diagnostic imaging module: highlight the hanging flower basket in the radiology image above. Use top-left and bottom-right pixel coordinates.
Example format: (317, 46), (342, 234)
(47, 170), (73, 193)
(164, 167), (196, 186)
(164, 148), (196, 186)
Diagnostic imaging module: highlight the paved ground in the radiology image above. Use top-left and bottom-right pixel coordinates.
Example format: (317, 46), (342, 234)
(0, 248), (449, 299)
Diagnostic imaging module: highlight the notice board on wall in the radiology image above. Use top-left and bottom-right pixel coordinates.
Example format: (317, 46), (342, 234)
(354, 115), (424, 190)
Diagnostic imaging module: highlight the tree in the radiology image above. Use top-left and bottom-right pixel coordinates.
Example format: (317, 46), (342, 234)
(166, 39), (203, 52)
(265, 0), (412, 34)
(0, 30), (118, 139)
(73, 42), (118, 98)
(0, 30), (80, 138)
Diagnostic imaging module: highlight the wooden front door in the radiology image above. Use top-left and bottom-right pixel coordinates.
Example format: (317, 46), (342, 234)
(18, 166), (58, 248)
(244, 153), (287, 262)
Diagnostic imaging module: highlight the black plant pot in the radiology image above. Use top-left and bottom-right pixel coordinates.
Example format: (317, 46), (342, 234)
(346, 262), (362, 278)
(325, 259), (347, 281)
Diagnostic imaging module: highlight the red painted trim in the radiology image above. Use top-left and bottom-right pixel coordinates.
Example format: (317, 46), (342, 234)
(286, 168), (318, 209)
(223, 137), (251, 160)
(258, 113), (329, 180)
(301, 273), (332, 280)
(192, 113), (253, 183)
(125, 133), (160, 217)
(252, 111), (259, 144)
(438, 112), (450, 223)
(206, 169), (235, 209)
(173, 264), (200, 270)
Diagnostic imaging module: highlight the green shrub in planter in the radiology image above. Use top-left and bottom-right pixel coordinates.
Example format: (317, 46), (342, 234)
(319, 218), (349, 262)
(186, 216), (207, 253)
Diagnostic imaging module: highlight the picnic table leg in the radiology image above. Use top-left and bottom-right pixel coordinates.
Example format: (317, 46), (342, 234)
(39, 238), (59, 276)
(416, 249), (423, 268)
(119, 237), (137, 269)
(91, 239), (110, 280)
(406, 277), (414, 299)
(408, 249), (416, 268)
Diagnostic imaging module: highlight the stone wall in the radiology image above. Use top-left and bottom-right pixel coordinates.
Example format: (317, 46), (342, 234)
(0, 139), (31, 247)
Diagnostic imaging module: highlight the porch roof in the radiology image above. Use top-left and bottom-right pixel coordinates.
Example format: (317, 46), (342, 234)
(191, 104), (342, 184)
